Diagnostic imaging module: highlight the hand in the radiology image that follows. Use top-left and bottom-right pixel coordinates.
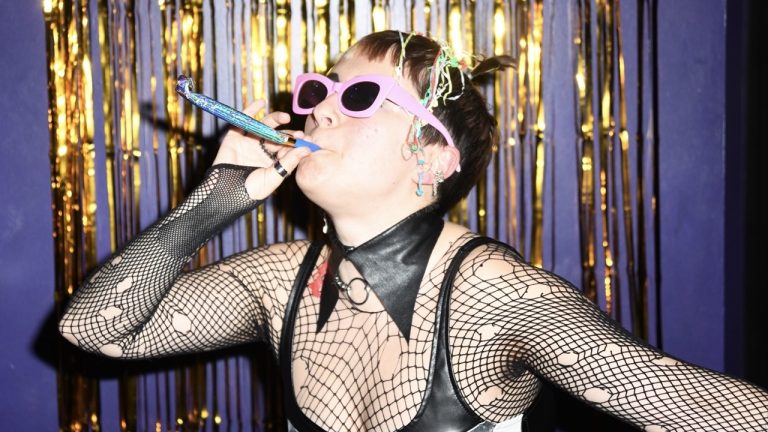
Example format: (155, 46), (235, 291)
(213, 100), (313, 200)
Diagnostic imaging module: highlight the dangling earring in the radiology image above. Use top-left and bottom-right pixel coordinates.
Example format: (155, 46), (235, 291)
(416, 159), (426, 197)
(432, 169), (444, 198)
(408, 119), (428, 197)
(322, 215), (329, 234)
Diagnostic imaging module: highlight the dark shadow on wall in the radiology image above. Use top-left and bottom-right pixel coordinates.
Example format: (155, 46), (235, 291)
(743, 0), (768, 390)
(32, 305), (286, 430)
(724, 0), (768, 388)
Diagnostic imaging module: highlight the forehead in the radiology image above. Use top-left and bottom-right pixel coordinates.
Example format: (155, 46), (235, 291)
(329, 50), (421, 97)
(330, 50), (397, 80)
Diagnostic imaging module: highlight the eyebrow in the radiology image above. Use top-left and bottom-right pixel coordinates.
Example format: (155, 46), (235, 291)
(327, 72), (340, 82)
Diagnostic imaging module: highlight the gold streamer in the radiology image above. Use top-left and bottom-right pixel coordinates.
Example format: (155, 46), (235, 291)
(634, 0), (657, 342)
(44, 0), (101, 429)
(46, 1), (656, 429)
(573, 0), (650, 333)
(614, 0), (646, 339)
(502, 0), (544, 265)
(495, 0), (518, 247)
(275, 0), (290, 92)
(529, 0), (544, 267)
(575, 0), (598, 302)
(596, 0), (615, 314)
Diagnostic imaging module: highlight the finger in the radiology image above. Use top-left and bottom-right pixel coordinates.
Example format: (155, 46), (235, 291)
(260, 132), (313, 155)
(242, 100), (266, 117)
(270, 146), (311, 180)
(274, 146), (292, 160)
(260, 111), (291, 128)
(245, 146), (312, 200)
(257, 141), (292, 162)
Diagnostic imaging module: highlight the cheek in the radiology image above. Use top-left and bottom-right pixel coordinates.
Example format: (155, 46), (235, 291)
(296, 118), (410, 191)
(346, 127), (402, 173)
(353, 120), (408, 157)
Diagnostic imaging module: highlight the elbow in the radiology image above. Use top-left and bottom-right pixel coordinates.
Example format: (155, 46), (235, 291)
(58, 312), (126, 358)
(57, 312), (84, 351)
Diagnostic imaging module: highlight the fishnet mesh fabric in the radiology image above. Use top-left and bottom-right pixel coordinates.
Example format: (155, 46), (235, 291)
(285, 234), (467, 432)
(57, 165), (305, 358)
(448, 240), (768, 431)
(59, 165), (768, 431)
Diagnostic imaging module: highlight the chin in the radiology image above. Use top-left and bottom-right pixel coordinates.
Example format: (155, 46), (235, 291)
(296, 158), (334, 203)
(297, 171), (366, 215)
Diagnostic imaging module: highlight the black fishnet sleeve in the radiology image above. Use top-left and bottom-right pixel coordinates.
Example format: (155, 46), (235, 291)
(59, 164), (269, 359)
(450, 243), (768, 431)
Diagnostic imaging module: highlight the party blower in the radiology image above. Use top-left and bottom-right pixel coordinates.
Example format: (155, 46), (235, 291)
(175, 75), (320, 152)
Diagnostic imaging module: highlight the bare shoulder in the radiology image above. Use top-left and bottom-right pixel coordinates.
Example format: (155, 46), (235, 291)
(430, 221), (471, 264)
(445, 234), (545, 419)
(219, 239), (325, 354)
(453, 240), (572, 300)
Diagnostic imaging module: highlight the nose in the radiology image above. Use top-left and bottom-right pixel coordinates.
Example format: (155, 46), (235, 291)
(310, 90), (342, 128)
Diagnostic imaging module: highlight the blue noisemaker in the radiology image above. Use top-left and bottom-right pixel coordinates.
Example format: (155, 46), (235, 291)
(175, 75), (320, 152)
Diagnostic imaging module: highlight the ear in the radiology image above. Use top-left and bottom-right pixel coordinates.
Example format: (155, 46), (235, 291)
(437, 145), (461, 179)
(411, 144), (461, 185)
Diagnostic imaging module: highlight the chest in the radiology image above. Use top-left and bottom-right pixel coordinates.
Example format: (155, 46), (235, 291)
(271, 238), (542, 430)
(286, 285), (441, 431)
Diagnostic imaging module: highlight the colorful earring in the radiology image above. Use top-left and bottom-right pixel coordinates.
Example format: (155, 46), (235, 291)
(416, 159), (426, 197)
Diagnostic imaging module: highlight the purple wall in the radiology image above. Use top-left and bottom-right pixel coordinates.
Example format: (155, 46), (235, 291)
(0, 1), (59, 430)
(0, 0), (748, 430)
(657, 0), (732, 371)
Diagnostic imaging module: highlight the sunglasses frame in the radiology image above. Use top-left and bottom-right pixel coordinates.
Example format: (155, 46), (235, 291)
(292, 72), (456, 149)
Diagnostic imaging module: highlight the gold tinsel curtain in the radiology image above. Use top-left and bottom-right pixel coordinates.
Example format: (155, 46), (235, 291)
(44, 0), (659, 430)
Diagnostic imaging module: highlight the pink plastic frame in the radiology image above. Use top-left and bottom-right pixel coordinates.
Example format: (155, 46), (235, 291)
(292, 73), (456, 149)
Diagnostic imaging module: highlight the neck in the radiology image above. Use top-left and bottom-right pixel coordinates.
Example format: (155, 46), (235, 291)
(317, 199), (445, 341)
(326, 199), (437, 247)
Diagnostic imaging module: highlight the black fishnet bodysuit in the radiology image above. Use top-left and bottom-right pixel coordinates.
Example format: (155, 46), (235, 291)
(60, 166), (768, 431)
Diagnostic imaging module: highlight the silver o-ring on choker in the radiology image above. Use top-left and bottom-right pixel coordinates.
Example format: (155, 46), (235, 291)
(334, 274), (371, 306)
(274, 160), (289, 178)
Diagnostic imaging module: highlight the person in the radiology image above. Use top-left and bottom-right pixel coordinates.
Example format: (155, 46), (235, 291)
(59, 30), (768, 431)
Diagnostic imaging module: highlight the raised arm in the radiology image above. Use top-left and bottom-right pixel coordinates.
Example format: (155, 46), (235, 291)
(59, 102), (312, 359)
(450, 243), (768, 430)
(60, 165), (258, 358)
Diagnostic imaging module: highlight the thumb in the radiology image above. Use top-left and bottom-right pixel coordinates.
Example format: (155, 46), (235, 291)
(244, 146), (311, 200)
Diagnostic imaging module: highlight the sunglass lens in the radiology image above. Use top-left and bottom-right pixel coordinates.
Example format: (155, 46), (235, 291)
(341, 81), (380, 112)
(297, 80), (328, 109)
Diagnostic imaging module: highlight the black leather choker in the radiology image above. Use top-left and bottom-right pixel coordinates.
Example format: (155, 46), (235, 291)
(317, 205), (444, 342)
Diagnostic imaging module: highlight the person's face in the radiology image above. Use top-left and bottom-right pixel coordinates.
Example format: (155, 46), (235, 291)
(294, 52), (423, 214)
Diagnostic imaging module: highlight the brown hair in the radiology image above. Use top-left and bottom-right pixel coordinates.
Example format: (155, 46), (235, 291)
(350, 30), (496, 212)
